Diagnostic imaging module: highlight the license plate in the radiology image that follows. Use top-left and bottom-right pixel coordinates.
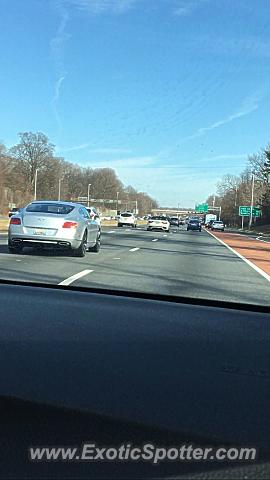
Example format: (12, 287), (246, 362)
(33, 229), (45, 235)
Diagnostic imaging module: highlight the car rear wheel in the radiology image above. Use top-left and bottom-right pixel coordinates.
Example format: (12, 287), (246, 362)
(8, 243), (23, 254)
(73, 232), (87, 257)
(118, 223), (122, 228)
(89, 232), (101, 253)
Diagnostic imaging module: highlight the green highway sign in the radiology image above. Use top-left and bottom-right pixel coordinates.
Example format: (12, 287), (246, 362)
(239, 206), (250, 216)
(239, 206), (261, 217)
(195, 203), (208, 213)
(253, 207), (262, 217)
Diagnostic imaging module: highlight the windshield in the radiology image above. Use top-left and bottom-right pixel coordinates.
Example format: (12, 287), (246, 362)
(26, 203), (75, 215)
(1, 0), (270, 308)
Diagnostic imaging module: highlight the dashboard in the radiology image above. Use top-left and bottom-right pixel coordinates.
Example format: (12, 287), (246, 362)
(0, 280), (269, 479)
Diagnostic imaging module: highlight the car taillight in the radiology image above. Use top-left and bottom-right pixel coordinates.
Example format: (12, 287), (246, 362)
(62, 221), (78, 229)
(162, 221), (167, 224)
(10, 217), (21, 225)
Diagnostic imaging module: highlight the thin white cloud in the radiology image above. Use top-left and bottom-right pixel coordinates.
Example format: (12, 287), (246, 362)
(65, 0), (137, 14)
(184, 91), (263, 141)
(198, 154), (247, 163)
(173, 0), (208, 16)
(57, 142), (92, 153)
(192, 35), (270, 59)
(57, 144), (132, 154)
(89, 147), (132, 154)
(50, 7), (70, 132)
(89, 155), (156, 168)
(52, 75), (66, 104)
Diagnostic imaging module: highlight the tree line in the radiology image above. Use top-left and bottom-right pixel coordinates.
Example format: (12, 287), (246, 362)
(0, 132), (158, 215)
(205, 145), (270, 226)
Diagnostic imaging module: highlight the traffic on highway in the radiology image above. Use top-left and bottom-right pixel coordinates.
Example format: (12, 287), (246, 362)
(1, 203), (270, 305)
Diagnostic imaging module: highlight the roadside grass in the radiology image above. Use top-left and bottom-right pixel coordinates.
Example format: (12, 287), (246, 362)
(0, 218), (9, 232)
(0, 218), (147, 231)
(101, 220), (147, 227)
(251, 224), (270, 234)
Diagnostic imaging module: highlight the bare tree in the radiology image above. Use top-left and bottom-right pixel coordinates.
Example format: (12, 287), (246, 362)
(9, 132), (55, 189)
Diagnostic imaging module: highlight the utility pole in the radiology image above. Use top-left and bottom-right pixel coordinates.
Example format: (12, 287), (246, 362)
(58, 178), (61, 201)
(34, 169), (38, 201)
(249, 173), (255, 229)
(87, 184), (91, 207)
(234, 186), (238, 207)
(116, 191), (119, 213)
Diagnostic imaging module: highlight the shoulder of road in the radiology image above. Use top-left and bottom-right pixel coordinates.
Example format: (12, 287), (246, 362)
(205, 227), (270, 280)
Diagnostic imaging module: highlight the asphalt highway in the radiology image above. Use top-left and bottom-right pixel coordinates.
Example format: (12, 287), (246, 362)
(0, 225), (269, 305)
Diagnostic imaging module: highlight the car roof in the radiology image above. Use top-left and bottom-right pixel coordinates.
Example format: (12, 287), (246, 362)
(30, 200), (80, 207)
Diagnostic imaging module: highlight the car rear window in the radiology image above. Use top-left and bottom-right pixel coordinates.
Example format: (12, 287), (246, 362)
(151, 216), (167, 220)
(121, 213), (132, 217)
(26, 203), (75, 215)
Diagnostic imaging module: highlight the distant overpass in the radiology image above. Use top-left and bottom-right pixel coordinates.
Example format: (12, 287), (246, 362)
(151, 208), (195, 217)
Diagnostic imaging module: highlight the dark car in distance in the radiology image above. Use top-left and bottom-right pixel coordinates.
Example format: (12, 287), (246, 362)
(8, 207), (22, 218)
(169, 217), (179, 226)
(187, 219), (201, 232)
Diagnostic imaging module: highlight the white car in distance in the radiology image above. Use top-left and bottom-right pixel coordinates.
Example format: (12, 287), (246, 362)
(86, 207), (101, 231)
(147, 216), (170, 232)
(118, 212), (137, 228)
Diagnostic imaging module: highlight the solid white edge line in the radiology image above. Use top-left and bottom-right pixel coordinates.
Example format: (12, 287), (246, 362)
(58, 269), (94, 286)
(256, 236), (270, 243)
(205, 229), (270, 283)
(129, 247), (140, 252)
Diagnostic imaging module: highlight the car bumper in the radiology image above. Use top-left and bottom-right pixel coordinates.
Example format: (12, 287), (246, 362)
(8, 235), (81, 249)
(148, 226), (169, 231)
(118, 222), (135, 226)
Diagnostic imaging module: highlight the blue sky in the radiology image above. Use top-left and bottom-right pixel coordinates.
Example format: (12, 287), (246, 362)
(1, 0), (270, 207)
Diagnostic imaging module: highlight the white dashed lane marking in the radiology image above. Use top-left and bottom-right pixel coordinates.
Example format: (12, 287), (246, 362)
(58, 269), (94, 286)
